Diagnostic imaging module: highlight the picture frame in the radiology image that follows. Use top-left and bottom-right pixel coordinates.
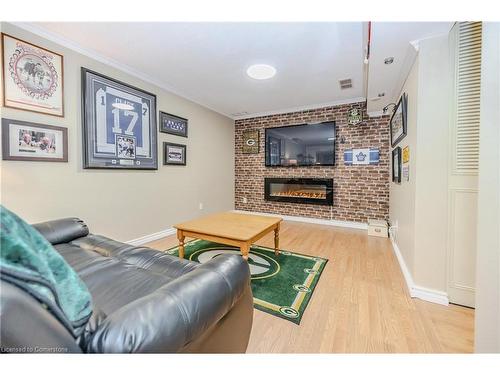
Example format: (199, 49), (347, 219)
(392, 147), (402, 183)
(1, 118), (68, 162)
(390, 94), (407, 147)
(163, 142), (186, 165)
(347, 106), (363, 126)
(81, 68), (157, 170)
(1, 33), (64, 117)
(242, 129), (259, 154)
(159, 111), (188, 137)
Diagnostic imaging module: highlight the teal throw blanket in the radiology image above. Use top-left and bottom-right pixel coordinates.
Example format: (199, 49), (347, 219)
(0, 205), (92, 337)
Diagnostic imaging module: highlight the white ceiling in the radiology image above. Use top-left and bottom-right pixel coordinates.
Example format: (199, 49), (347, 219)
(20, 22), (452, 119)
(367, 22), (453, 113)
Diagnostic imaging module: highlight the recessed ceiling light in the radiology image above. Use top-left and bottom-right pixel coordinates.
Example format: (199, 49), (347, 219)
(112, 102), (134, 111)
(246, 64), (276, 80)
(384, 57), (394, 65)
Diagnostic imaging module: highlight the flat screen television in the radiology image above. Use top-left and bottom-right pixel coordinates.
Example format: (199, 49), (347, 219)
(265, 121), (336, 167)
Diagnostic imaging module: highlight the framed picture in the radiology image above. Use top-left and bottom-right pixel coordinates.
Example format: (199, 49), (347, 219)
(2, 118), (67, 162)
(242, 130), (259, 154)
(159, 111), (188, 137)
(163, 142), (186, 165)
(402, 145), (410, 164)
(347, 106), (363, 126)
(392, 147), (402, 183)
(390, 94), (407, 147)
(81, 68), (157, 169)
(1, 33), (64, 117)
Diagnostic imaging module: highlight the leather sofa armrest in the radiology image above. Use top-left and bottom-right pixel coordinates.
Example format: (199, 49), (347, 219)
(0, 281), (82, 353)
(84, 254), (251, 353)
(33, 218), (89, 245)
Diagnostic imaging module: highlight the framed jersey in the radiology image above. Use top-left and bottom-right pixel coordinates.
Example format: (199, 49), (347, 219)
(81, 68), (157, 169)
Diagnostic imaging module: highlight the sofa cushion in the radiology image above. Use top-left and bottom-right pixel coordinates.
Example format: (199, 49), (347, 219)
(55, 242), (174, 315)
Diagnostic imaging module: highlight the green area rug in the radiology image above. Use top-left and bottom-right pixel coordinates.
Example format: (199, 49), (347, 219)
(165, 240), (327, 324)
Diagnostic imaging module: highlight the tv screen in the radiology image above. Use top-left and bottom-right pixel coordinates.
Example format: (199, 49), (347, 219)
(265, 122), (336, 167)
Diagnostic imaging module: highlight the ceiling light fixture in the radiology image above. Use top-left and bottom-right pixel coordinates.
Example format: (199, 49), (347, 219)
(246, 64), (276, 80)
(384, 57), (394, 65)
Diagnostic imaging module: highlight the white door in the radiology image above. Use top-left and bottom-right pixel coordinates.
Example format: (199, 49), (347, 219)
(447, 22), (482, 307)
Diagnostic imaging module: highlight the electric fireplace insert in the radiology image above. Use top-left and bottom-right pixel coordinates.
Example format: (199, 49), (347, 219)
(264, 178), (333, 206)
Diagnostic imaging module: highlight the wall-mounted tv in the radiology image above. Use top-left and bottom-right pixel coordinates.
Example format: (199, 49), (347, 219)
(265, 121), (336, 167)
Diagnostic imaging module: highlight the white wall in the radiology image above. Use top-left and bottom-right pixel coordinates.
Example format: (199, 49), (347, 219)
(389, 58), (418, 274)
(475, 22), (500, 353)
(389, 33), (452, 300)
(0, 22), (235, 242)
(412, 35), (451, 292)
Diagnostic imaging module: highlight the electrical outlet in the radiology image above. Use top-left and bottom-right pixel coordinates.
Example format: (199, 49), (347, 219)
(199, 203), (203, 210)
(242, 197), (248, 204)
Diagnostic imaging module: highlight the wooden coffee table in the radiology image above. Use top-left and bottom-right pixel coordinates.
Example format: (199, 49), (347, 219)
(173, 212), (282, 260)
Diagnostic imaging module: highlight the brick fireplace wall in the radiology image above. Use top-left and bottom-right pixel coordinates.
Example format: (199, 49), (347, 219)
(234, 102), (391, 223)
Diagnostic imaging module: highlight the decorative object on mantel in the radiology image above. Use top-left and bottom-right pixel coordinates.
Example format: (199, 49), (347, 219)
(343, 148), (379, 165)
(81, 68), (157, 170)
(242, 129), (259, 154)
(2, 118), (68, 162)
(159, 111), (188, 137)
(390, 93), (408, 147)
(163, 142), (186, 165)
(392, 146), (402, 183)
(1, 33), (64, 117)
(347, 106), (363, 126)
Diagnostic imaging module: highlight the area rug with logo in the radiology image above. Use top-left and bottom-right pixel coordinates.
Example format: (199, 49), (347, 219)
(165, 240), (328, 324)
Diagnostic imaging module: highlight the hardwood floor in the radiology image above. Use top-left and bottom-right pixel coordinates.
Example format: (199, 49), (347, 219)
(146, 220), (474, 353)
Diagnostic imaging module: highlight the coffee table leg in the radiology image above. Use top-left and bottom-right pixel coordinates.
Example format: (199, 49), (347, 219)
(241, 243), (250, 261)
(274, 223), (280, 256)
(177, 230), (185, 259)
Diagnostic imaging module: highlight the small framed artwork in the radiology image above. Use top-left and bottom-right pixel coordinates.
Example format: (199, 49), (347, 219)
(402, 145), (410, 164)
(242, 130), (259, 154)
(390, 94), (407, 147)
(2, 118), (68, 162)
(159, 111), (188, 137)
(347, 106), (363, 126)
(1, 33), (64, 117)
(163, 142), (186, 165)
(81, 68), (157, 170)
(392, 147), (402, 183)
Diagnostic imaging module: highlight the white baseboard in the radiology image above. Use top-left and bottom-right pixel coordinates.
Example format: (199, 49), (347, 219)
(232, 209), (368, 230)
(411, 285), (450, 306)
(389, 232), (449, 306)
(126, 227), (176, 246)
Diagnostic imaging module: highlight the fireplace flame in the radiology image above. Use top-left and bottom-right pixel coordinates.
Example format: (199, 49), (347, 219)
(271, 190), (326, 199)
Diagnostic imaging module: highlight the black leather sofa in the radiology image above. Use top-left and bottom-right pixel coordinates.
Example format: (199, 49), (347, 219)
(0, 218), (253, 353)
